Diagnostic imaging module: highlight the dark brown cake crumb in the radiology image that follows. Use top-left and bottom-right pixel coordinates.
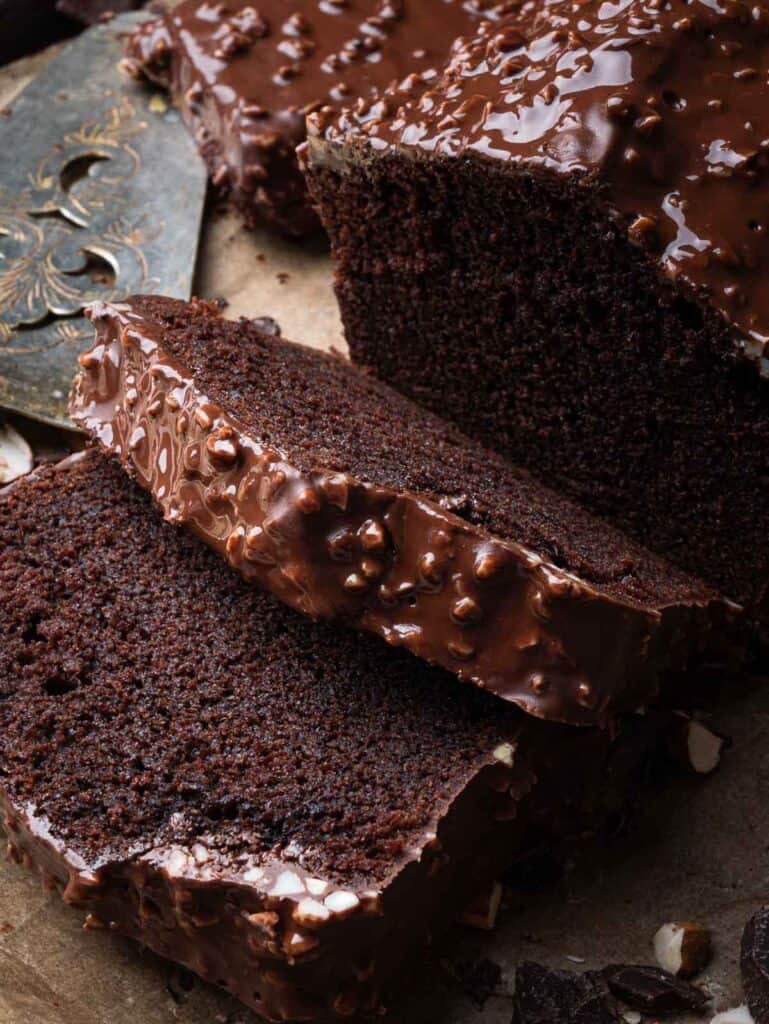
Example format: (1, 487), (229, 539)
(115, 295), (714, 611)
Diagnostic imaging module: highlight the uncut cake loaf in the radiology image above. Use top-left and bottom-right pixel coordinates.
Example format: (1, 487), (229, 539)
(1, 451), (662, 1022)
(305, 0), (769, 610)
(70, 295), (728, 726)
(124, 0), (508, 236)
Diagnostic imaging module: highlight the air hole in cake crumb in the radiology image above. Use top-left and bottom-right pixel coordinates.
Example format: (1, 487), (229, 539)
(21, 614), (44, 645)
(43, 676), (77, 696)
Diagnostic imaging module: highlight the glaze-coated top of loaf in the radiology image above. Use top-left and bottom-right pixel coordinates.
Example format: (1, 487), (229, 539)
(311, 0), (769, 356)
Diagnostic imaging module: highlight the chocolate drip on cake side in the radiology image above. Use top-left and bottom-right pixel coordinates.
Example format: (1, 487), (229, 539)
(70, 298), (726, 726)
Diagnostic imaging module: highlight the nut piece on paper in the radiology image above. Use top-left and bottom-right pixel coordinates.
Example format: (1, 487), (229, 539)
(653, 921), (712, 978)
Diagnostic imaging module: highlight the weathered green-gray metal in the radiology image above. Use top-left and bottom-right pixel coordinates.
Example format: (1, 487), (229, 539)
(0, 13), (206, 427)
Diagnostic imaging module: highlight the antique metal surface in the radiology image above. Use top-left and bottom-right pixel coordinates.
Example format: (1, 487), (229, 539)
(0, 13), (206, 427)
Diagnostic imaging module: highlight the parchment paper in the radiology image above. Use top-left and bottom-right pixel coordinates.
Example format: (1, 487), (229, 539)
(1, 44), (767, 1024)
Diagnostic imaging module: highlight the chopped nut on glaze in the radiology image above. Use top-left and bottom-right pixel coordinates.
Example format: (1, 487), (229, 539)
(448, 639), (476, 661)
(359, 518), (388, 552)
(474, 550), (505, 581)
(324, 891), (361, 917)
(418, 551), (444, 586)
(69, 296), (731, 727)
(451, 595), (483, 625)
(343, 572), (368, 593)
(206, 429), (240, 468)
(292, 898), (332, 929)
(296, 486), (322, 514)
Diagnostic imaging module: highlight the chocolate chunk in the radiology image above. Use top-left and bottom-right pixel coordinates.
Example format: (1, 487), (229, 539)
(602, 964), (708, 1015)
(512, 963), (619, 1024)
(741, 908), (769, 1024)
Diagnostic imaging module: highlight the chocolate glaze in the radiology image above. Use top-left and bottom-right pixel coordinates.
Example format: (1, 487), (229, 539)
(0, 452), (665, 1022)
(70, 297), (729, 726)
(310, 0), (769, 361)
(123, 0), (511, 235)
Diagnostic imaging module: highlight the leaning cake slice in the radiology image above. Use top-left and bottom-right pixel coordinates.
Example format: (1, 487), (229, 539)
(70, 296), (731, 725)
(1, 451), (661, 1022)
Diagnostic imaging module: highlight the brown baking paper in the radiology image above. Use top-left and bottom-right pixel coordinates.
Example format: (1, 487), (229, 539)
(2, 45), (768, 1024)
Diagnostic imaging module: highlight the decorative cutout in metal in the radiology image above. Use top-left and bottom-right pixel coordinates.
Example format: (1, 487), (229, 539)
(0, 14), (206, 427)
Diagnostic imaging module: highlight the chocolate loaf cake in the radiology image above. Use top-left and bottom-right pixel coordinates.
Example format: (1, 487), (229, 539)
(123, 0), (508, 236)
(1, 451), (661, 1021)
(305, 0), (769, 610)
(70, 295), (728, 726)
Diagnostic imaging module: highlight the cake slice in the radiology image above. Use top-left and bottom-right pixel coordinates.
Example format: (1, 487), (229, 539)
(304, 0), (769, 610)
(2, 451), (662, 1022)
(123, 0), (506, 236)
(70, 296), (729, 726)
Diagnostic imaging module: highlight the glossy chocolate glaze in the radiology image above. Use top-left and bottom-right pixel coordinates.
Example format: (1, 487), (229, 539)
(311, 0), (769, 359)
(70, 298), (727, 726)
(124, 0), (510, 235)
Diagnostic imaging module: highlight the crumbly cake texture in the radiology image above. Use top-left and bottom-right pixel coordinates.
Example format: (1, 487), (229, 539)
(124, 0), (509, 236)
(1, 452), (660, 1022)
(306, 0), (769, 609)
(70, 296), (728, 726)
